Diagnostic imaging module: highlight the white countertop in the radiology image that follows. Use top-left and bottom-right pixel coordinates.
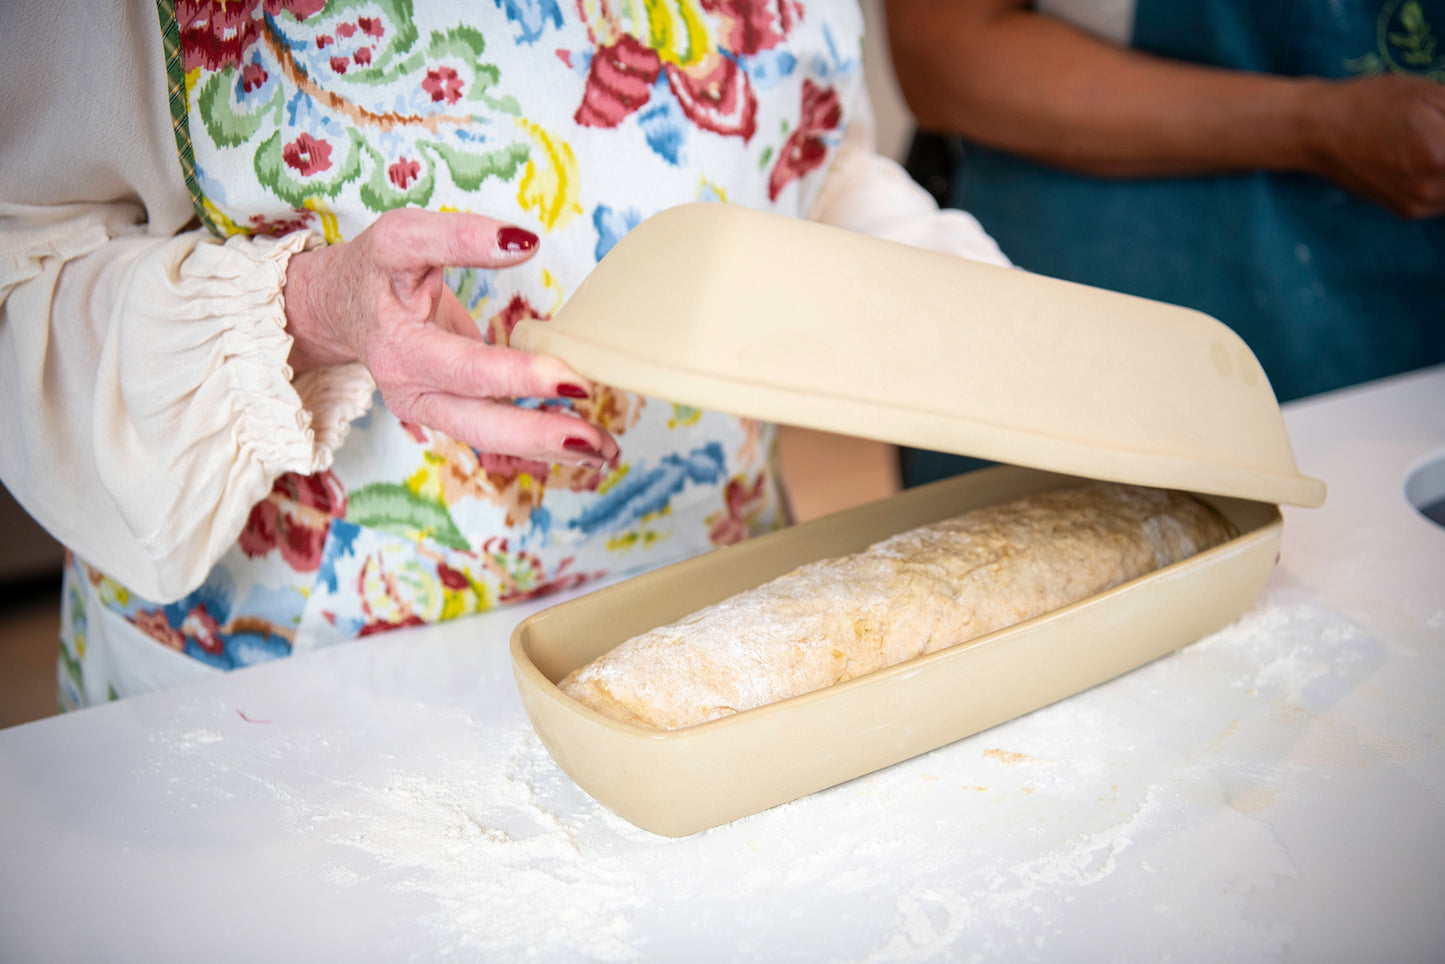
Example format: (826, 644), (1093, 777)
(3, 367), (1443, 963)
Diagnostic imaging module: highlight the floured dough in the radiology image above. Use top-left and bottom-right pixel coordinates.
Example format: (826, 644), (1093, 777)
(559, 482), (1238, 729)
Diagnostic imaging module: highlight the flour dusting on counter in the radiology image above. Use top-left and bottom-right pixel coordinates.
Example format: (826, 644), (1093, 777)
(131, 586), (1404, 962)
(309, 591), (1377, 961)
(311, 721), (649, 962)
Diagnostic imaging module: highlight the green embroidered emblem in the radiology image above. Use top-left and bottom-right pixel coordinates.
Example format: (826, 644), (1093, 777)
(1393, 1), (1440, 65)
(1345, 0), (1445, 81)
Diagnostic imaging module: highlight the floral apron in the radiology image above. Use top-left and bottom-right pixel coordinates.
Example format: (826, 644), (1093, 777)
(59, 0), (865, 708)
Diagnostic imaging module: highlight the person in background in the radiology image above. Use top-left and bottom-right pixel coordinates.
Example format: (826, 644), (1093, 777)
(886, 0), (1445, 486)
(0, 1), (1007, 707)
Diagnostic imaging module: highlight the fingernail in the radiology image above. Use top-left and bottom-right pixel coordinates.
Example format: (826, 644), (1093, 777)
(498, 227), (538, 253)
(557, 382), (590, 399)
(563, 437), (602, 457)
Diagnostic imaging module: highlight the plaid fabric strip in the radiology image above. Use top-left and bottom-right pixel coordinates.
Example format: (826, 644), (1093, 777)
(156, 0), (221, 236)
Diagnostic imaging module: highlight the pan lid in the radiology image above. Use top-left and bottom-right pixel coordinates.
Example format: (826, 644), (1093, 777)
(511, 203), (1325, 508)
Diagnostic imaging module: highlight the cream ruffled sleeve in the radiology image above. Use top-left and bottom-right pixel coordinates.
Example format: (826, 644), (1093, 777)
(0, 205), (375, 602)
(808, 93), (1012, 269)
(0, 2), (373, 603)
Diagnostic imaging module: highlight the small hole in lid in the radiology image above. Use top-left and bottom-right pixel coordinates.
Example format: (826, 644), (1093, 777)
(1404, 448), (1445, 530)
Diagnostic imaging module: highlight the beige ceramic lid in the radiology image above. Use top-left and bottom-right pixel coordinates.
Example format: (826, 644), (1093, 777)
(512, 203), (1325, 508)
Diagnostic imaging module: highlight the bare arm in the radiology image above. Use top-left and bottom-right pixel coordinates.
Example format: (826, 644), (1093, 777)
(885, 0), (1445, 217)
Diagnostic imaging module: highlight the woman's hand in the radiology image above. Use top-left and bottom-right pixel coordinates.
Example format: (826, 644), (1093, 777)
(282, 208), (618, 468)
(1302, 73), (1445, 220)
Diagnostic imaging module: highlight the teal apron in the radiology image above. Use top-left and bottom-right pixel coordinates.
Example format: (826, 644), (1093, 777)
(905, 0), (1445, 486)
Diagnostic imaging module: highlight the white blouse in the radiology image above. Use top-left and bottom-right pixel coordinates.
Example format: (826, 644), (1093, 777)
(0, 0), (1007, 604)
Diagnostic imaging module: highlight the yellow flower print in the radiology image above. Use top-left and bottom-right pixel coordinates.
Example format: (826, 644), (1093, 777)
(406, 439), (496, 506)
(358, 553), (442, 628)
(540, 268), (566, 316)
(606, 507), (671, 552)
(598, 463), (630, 496)
(403, 423), (610, 528)
(95, 574), (130, 610)
(577, 0), (620, 45)
(303, 196), (342, 243)
(668, 404), (703, 428)
(405, 450), (447, 504)
(432, 555), (495, 620)
(697, 177), (728, 203)
(515, 118), (582, 231)
(638, 0), (711, 68)
(574, 385), (646, 434)
(201, 198), (247, 237)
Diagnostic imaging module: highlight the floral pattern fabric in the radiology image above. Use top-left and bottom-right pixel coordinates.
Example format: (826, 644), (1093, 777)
(60, 0), (864, 704)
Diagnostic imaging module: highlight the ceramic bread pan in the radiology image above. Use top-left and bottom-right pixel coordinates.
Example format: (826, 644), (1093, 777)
(511, 466), (1283, 837)
(511, 203), (1324, 509)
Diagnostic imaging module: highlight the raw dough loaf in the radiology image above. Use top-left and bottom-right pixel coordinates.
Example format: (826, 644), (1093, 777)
(559, 482), (1238, 729)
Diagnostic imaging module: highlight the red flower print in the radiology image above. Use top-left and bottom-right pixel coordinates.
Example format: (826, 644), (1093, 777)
(388, 157), (421, 189)
(486, 293), (545, 346)
(281, 132), (334, 176)
(358, 16), (385, 38)
(280, 470), (347, 515)
(135, 608), (185, 652)
(241, 61), (269, 92)
(475, 451), (554, 486)
(247, 208), (316, 237)
(337, 21), (357, 38)
(316, 34), (333, 49)
(707, 473), (767, 545)
(701, 0), (803, 55)
(177, 0), (262, 72)
(354, 554), (427, 636)
(665, 55), (758, 140)
(354, 46), (373, 66)
(768, 79), (841, 200)
(481, 540), (599, 604)
(263, 0), (325, 19)
(239, 470), (347, 572)
(358, 614), (427, 637)
(422, 65), (465, 104)
(516, 558), (600, 603)
(436, 562), (470, 591)
(180, 604), (225, 655)
(574, 35), (662, 128)
(329, 55), (349, 73)
(505, 568), (596, 604)
(177, 0), (325, 72)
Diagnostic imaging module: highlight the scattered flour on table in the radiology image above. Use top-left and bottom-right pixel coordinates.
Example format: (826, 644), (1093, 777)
(139, 588), (1380, 962)
(292, 593), (1365, 963)
(144, 709), (651, 960)
(307, 720), (649, 962)
(173, 727), (223, 748)
(1191, 591), (1378, 710)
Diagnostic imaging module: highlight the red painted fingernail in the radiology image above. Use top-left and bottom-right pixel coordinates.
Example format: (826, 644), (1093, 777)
(557, 382), (590, 399)
(563, 437), (601, 457)
(498, 227), (538, 253)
